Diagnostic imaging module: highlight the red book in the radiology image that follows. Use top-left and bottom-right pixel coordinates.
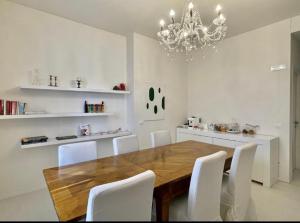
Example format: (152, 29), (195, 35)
(12, 101), (17, 115)
(6, 100), (10, 115)
(0, 100), (3, 115)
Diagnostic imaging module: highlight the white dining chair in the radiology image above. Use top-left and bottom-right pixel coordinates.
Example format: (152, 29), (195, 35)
(58, 141), (97, 167)
(86, 170), (156, 221)
(169, 151), (227, 221)
(150, 130), (171, 148)
(113, 135), (139, 155)
(220, 143), (257, 221)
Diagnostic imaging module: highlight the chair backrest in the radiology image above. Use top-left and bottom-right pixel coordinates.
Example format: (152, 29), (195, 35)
(86, 170), (156, 221)
(113, 135), (139, 155)
(150, 130), (172, 148)
(187, 151), (227, 221)
(227, 143), (257, 219)
(58, 141), (97, 167)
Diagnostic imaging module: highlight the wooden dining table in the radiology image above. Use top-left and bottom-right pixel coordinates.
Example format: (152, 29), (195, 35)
(43, 140), (234, 222)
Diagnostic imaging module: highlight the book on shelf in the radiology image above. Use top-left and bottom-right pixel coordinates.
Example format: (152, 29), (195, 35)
(0, 100), (27, 115)
(0, 100), (4, 115)
(18, 102), (26, 115)
(6, 100), (11, 115)
(12, 101), (17, 115)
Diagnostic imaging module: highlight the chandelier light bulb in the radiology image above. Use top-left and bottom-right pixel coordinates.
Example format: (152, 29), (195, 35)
(219, 14), (226, 24)
(159, 19), (165, 27)
(188, 2), (194, 10)
(203, 26), (208, 33)
(169, 9), (175, 17)
(183, 31), (188, 37)
(216, 4), (222, 13)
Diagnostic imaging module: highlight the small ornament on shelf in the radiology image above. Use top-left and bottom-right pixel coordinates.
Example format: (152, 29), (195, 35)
(76, 77), (82, 88)
(119, 83), (126, 91)
(80, 124), (91, 136)
(28, 68), (42, 86)
(113, 83), (127, 91)
(71, 77), (86, 89)
(49, 75), (53, 87)
(49, 75), (59, 87)
(54, 76), (58, 87)
(113, 85), (120, 90)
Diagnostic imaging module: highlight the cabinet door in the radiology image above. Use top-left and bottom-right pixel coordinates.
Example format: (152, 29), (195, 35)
(177, 133), (191, 142)
(251, 145), (264, 183)
(213, 138), (236, 148)
(177, 133), (213, 144)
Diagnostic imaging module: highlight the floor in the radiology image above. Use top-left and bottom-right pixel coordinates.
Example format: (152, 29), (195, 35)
(0, 171), (300, 221)
(252, 169), (300, 221)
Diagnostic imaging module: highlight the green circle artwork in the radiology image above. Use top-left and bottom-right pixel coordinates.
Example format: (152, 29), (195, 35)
(154, 105), (158, 114)
(149, 87), (155, 101)
(146, 86), (165, 115)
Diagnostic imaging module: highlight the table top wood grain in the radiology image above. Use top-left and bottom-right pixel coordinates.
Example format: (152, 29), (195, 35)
(43, 140), (234, 221)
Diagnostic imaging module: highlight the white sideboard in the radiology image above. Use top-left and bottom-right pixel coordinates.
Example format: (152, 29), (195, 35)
(176, 127), (279, 187)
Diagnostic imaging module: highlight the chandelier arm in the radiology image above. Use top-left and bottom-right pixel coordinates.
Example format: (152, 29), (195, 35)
(180, 1), (188, 27)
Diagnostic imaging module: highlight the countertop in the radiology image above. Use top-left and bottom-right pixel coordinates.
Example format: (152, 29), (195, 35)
(177, 127), (278, 143)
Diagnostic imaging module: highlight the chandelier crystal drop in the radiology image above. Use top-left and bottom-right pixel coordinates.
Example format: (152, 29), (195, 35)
(157, 2), (227, 55)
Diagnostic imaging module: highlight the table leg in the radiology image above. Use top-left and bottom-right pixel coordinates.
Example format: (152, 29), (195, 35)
(154, 186), (172, 222)
(155, 193), (171, 222)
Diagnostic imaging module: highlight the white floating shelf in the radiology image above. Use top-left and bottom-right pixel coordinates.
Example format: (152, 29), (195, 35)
(20, 85), (130, 94)
(21, 131), (131, 149)
(0, 112), (113, 120)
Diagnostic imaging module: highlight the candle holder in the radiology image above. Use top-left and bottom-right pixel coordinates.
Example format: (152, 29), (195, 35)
(49, 75), (53, 87)
(54, 76), (58, 87)
(76, 77), (82, 88)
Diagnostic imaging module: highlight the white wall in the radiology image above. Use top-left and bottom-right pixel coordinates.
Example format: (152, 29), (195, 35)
(0, 1), (188, 201)
(292, 16), (300, 33)
(187, 19), (292, 182)
(131, 33), (187, 149)
(0, 0), (127, 199)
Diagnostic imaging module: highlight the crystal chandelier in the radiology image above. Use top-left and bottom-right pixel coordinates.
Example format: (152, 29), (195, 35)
(157, 1), (227, 56)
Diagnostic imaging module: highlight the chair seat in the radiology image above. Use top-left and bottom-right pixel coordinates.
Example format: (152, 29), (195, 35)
(169, 194), (190, 221)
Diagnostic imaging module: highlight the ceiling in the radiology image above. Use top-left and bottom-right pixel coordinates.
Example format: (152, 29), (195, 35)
(10, 0), (300, 39)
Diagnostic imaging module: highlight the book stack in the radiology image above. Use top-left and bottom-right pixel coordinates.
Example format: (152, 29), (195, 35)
(0, 100), (27, 115)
